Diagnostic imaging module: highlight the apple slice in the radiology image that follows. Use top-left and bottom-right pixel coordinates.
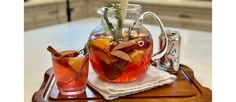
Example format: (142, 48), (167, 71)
(68, 57), (84, 72)
(60, 50), (79, 57)
(112, 42), (135, 51)
(110, 50), (132, 62)
(93, 50), (111, 65)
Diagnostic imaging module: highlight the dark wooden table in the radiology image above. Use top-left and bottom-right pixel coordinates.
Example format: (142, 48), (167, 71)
(32, 64), (212, 102)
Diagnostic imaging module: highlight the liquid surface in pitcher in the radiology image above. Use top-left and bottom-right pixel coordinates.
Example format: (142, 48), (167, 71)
(89, 31), (153, 82)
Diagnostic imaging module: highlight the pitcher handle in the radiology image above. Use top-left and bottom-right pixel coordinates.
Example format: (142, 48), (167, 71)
(139, 11), (168, 59)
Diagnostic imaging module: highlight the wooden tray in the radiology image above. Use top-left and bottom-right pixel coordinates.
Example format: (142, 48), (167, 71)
(32, 64), (212, 102)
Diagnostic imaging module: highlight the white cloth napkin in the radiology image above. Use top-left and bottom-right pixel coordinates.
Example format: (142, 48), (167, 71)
(88, 65), (177, 100)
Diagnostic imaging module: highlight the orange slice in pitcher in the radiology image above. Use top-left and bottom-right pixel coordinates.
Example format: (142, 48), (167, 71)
(68, 57), (84, 72)
(90, 38), (111, 51)
(129, 50), (144, 64)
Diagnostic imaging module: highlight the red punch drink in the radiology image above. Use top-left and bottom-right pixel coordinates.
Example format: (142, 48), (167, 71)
(89, 33), (153, 83)
(51, 50), (89, 95)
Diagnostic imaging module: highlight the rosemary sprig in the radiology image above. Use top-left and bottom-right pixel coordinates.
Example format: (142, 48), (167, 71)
(83, 44), (89, 55)
(78, 43), (89, 55)
(104, 3), (123, 43)
(104, 8), (114, 33)
(114, 3), (123, 42)
(127, 21), (136, 40)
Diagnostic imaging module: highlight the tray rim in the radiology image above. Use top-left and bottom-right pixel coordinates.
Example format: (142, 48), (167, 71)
(32, 64), (212, 102)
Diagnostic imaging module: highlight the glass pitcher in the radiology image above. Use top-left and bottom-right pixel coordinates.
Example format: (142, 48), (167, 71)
(88, 4), (168, 82)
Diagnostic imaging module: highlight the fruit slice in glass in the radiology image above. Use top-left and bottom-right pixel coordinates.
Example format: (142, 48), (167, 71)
(51, 49), (89, 95)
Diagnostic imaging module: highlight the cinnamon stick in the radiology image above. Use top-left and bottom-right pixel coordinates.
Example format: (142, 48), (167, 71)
(47, 45), (62, 57)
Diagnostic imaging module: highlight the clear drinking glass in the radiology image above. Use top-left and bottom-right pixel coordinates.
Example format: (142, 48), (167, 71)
(51, 49), (89, 95)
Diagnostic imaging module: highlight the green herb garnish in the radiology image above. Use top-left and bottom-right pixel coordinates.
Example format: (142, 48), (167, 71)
(104, 3), (123, 43)
(127, 21), (136, 40)
(78, 43), (89, 55)
(83, 44), (89, 55)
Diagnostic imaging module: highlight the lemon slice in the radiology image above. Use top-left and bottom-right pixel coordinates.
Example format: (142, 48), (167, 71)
(68, 57), (84, 72)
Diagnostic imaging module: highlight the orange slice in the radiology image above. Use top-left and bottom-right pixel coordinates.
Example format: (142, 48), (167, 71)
(129, 50), (144, 64)
(90, 38), (111, 51)
(68, 57), (84, 72)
